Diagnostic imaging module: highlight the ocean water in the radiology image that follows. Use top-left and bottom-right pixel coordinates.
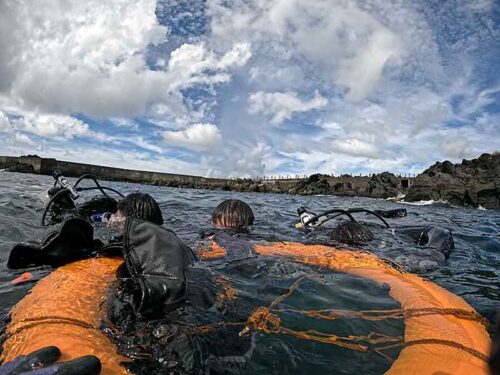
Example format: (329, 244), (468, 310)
(0, 171), (498, 374)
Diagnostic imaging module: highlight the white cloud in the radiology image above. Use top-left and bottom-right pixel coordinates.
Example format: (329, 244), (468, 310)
(163, 123), (222, 151)
(331, 139), (381, 159)
(466, 0), (494, 12)
(248, 91), (327, 125)
(0, 111), (11, 132)
(23, 145), (209, 176)
(0, 1), (251, 120)
(1, 111), (116, 144)
(0, 0), (498, 177)
(208, 0), (406, 101)
(17, 114), (91, 139)
(14, 133), (35, 146)
(166, 42), (251, 91)
(110, 118), (140, 130)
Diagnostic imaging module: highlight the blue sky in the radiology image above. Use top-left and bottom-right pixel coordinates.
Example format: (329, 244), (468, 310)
(0, 0), (499, 177)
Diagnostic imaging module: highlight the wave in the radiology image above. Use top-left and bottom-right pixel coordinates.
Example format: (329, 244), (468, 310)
(385, 193), (406, 201)
(397, 199), (450, 207)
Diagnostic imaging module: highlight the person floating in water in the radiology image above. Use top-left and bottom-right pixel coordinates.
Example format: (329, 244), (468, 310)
(212, 199), (255, 228)
(197, 199), (257, 262)
(5, 191), (195, 373)
(295, 205), (455, 272)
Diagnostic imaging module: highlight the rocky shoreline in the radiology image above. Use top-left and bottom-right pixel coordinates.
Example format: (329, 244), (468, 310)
(404, 153), (499, 209)
(151, 153), (500, 210)
(151, 171), (405, 199)
(3, 153), (499, 210)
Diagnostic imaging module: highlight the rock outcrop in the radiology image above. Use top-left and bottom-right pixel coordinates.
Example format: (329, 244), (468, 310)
(6, 163), (35, 174)
(149, 172), (404, 198)
(405, 153), (500, 209)
(286, 173), (400, 198)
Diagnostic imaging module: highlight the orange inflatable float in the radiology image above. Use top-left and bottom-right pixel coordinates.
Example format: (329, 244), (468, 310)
(2, 242), (492, 375)
(1, 257), (129, 375)
(251, 242), (491, 375)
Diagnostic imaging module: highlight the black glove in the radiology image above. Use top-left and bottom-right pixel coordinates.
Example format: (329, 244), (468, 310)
(119, 217), (196, 316)
(0, 346), (101, 375)
(8, 218), (96, 269)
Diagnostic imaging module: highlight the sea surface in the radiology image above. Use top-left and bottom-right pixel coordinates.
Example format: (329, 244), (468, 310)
(0, 172), (499, 374)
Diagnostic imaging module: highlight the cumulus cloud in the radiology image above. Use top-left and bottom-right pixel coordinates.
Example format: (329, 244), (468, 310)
(0, 0), (251, 120)
(248, 91), (328, 125)
(163, 123), (222, 151)
(0, 0), (498, 177)
(17, 114), (93, 139)
(208, 0), (406, 101)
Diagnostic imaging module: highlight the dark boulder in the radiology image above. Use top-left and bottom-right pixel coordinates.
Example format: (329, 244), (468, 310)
(6, 163), (35, 174)
(405, 153), (500, 209)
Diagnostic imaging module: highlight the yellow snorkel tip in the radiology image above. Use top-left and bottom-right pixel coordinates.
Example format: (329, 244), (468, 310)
(295, 222), (304, 229)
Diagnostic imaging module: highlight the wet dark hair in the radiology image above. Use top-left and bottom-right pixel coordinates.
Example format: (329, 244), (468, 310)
(330, 221), (374, 244)
(212, 199), (254, 228)
(118, 193), (164, 225)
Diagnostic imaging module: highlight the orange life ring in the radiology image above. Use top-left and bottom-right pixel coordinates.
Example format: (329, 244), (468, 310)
(2, 243), (492, 375)
(253, 242), (491, 375)
(1, 257), (128, 375)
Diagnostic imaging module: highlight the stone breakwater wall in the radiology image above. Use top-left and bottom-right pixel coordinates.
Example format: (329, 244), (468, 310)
(0, 155), (226, 186)
(0, 155), (415, 200)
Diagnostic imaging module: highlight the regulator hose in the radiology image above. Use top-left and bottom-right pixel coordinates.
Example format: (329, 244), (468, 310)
(41, 174), (124, 226)
(306, 209), (357, 226)
(306, 208), (390, 228)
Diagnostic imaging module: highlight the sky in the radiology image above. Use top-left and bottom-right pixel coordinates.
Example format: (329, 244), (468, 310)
(0, 0), (499, 178)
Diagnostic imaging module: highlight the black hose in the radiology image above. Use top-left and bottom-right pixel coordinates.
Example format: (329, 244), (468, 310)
(306, 208), (390, 228)
(345, 208), (390, 228)
(307, 209), (357, 225)
(308, 212), (349, 226)
(75, 186), (125, 198)
(73, 174), (109, 196)
(41, 188), (72, 226)
(42, 174), (124, 226)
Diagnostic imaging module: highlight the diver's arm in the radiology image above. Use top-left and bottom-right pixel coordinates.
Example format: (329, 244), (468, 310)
(7, 218), (97, 269)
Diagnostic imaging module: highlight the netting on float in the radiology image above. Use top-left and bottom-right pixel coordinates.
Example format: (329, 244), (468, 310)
(196, 241), (491, 374)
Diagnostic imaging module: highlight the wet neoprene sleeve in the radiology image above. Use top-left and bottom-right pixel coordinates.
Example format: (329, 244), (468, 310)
(7, 218), (96, 269)
(120, 217), (195, 315)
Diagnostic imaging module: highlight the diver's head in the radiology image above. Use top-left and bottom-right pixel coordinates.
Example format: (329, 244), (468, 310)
(212, 199), (254, 228)
(117, 192), (164, 225)
(330, 221), (374, 244)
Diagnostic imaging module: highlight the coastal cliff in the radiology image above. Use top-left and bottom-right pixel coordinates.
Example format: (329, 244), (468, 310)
(404, 153), (500, 209)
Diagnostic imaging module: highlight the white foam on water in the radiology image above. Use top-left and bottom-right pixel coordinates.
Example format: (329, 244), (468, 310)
(397, 199), (449, 206)
(385, 193), (406, 201)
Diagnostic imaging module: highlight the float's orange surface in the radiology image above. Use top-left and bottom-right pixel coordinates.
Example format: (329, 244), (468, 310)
(2, 257), (129, 375)
(254, 242), (491, 375)
(198, 241), (227, 260)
